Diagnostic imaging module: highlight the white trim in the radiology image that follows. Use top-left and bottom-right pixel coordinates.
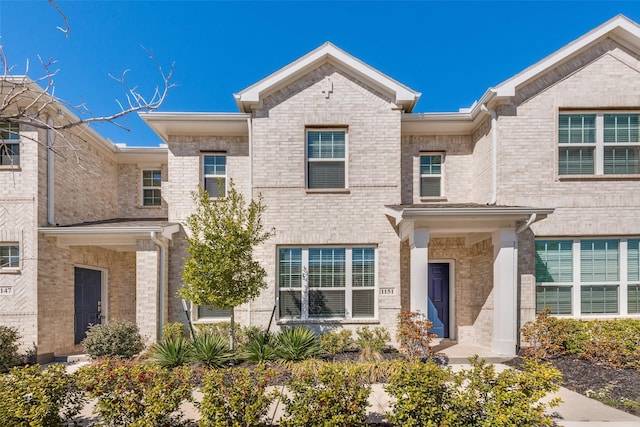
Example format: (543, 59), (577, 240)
(201, 153), (227, 198)
(141, 169), (162, 207)
(428, 259), (456, 340)
(419, 152), (444, 199)
(305, 128), (348, 190)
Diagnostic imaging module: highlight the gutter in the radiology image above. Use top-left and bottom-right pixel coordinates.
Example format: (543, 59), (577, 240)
(481, 104), (498, 205)
(247, 116), (253, 327)
(150, 231), (168, 341)
(46, 116), (58, 226)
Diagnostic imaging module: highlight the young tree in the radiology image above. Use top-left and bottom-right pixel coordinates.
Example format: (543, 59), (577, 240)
(180, 182), (275, 350)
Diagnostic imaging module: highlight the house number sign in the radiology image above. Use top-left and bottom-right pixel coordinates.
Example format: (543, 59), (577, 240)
(379, 288), (395, 296)
(0, 286), (13, 296)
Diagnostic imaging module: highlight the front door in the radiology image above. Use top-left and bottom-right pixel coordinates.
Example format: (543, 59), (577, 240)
(74, 267), (102, 345)
(428, 263), (450, 338)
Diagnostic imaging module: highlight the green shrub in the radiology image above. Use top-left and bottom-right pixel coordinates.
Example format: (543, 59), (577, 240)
(385, 360), (456, 427)
(151, 336), (193, 368)
(0, 364), (85, 426)
(162, 322), (187, 341)
(199, 366), (276, 427)
(397, 311), (436, 359)
(385, 357), (562, 427)
(239, 331), (277, 364)
(275, 326), (322, 362)
(279, 363), (371, 427)
(81, 319), (145, 359)
(319, 328), (354, 357)
(191, 333), (232, 367)
(77, 359), (193, 427)
(355, 326), (390, 361)
(0, 325), (24, 373)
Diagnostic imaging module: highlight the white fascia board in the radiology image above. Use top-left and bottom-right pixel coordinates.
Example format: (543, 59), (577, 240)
(114, 146), (168, 164)
(234, 42), (420, 112)
(139, 112), (250, 141)
(39, 223), (180, 241)
(495, 15), (640, 97)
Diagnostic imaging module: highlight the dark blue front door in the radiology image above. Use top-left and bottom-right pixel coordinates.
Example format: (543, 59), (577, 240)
(74, 267), (102, 345)
(428, 263), (450, 338)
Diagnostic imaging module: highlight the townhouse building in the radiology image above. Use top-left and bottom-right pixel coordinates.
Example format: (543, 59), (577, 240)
(2, 15), (640, 361)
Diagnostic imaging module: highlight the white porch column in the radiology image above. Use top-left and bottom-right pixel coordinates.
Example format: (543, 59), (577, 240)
(492, 228), (518, 356)
(410, 228), (430, 315)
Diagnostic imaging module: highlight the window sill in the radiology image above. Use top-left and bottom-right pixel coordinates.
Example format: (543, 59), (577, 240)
(420, 196), (447, 202)
(305, 189), (350, 194)
(558, 174), (640, 181)
(0, 165), (21, 171)
(277, 318), (379, 325)
(140, 205), (164, 209)
(0, 268), (21, 275)
(192, 318), (231, 324)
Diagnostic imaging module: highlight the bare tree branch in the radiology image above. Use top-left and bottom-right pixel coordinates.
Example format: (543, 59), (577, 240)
(49, 0), (70, 38)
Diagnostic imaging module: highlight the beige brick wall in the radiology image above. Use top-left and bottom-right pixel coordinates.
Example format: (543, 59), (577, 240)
(117, 163), (168, 218)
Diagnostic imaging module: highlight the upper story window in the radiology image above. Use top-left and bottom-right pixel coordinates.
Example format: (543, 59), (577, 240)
(142, 170), (162, 206)
(420, 154), (443, 197)
(559, 113), (640, 175)
(307, 130), (346, 189)
(203, 154), (226, 197)
(0, 244), (19, 271)
(278, 246), (376, 320)
(0, 121), (20, 166)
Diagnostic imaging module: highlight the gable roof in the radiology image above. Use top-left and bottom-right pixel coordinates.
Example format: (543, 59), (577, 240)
(492, 14), (640, 98)
(233, 42), (421, 113)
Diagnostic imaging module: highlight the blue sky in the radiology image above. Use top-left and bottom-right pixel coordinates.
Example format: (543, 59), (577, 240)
(1, 1), (640, 147)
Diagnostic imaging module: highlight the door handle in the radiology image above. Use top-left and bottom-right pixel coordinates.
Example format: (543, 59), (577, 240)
(97, 301), (102, 322)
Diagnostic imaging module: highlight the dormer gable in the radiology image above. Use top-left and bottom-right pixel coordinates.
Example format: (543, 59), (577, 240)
(233, 42), (421, 113)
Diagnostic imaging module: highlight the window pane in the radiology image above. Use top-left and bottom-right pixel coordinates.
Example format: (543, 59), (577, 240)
(535, 240), (573, 283)
(581, 285), (618, 314)
(0, 143), (19, 166)
(143, 170), (161, 187)
(628, 240), (640, 282)
(604, 114), (640, 143)
(559, 114), (596, 143)
(308, 162), (345, 188)
(558, 148), (594, 175)
(604, 147), (640, 174)
(581, 240), (619, 282)
(352, 289), (374, 318)
(307, 131), (345, 159)
(536, 286), (572, 314)
(420, 177), (441, 197)
(628, 285), (640, 314)
(308, 248), (345, 288)
(203, 155), (226, 175)
(279, 290), (302, 318)
(352, 248), (375, 287)
(279, 248), (302, 288)
(197, 305), (231, 319)
(420, 155), (442, 175)
(309, 289), (345, 317)
(143, 189), (161, 206)
(0, 122), (19, 140)
(0, 245), (19, 268)
(204, 177), (226, 197)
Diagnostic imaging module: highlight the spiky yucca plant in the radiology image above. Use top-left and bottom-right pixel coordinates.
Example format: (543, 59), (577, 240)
(151, 336), (193, 368)
(275, 327), (322, 362)
(191, 333), (232, 367)
(239, 331), (277, 364)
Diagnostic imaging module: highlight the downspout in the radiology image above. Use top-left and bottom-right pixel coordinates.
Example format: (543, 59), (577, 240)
(150, 231), (167, 341)
(246, 116), (253, 327)
(46, 117), (58, 226)
(516, 213), (537, 234)
(480, 104), (498, 205)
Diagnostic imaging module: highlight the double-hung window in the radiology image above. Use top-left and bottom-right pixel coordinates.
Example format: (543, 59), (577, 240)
(535, 238), (639, 316)
(420, 154), (443, 197)
(307, 130), (346, 189)
(278, 247), (376, 320)
(203, 154), (226, 197)
(0, 244), (19, 270)
(558, 113), (640, 175)
(0, 121), (19, 166)
(142, 170), (162, 206)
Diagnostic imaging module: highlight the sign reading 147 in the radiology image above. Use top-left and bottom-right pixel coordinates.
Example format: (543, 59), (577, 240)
(0, 287), (13, 296)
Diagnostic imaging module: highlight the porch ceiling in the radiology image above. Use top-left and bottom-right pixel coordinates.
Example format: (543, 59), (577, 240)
(39, 219), (180, 252)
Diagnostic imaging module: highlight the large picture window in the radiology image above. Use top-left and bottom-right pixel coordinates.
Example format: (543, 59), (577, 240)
(559, 113), (640, 176)
(535, 238), (640, 316)
(278, 246), (375, 320)
(307, 130), (346, 189)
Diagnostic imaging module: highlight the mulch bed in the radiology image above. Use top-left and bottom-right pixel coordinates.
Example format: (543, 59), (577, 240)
(506, 354), (640, 416)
